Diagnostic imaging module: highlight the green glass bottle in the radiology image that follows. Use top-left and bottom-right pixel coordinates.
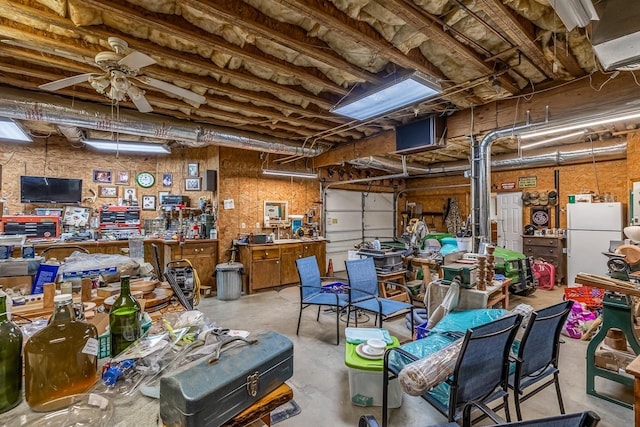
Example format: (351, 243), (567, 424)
(109, 275), (141, 357)
(0, 295), (22, 413)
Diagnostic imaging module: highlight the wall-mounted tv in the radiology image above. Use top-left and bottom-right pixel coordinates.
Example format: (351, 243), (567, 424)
(20, 176), (83, 204)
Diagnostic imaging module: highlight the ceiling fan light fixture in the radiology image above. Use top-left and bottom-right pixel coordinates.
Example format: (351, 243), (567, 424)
(89, 75), (110, 94)
(262, 169), (318, 179)
(0, 116), (31, 142)
(331, 72), (441, 120)
(83, 138), (170, 154)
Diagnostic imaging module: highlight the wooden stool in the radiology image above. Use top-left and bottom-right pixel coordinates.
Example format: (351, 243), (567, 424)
(377, 270), (409, 302)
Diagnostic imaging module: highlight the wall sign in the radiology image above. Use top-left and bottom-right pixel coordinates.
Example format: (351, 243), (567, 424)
(501, 182), (516, 190)
(531, 207), (550, 227)
(518, 176), (537, 188)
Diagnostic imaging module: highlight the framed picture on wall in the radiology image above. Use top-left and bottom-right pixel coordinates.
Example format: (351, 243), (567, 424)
(123, 187), (137, 202)
(116, 171), (130, 185)
(185, 178), (201, 191)
(93, 170), (112, 183)
(99, 185), (118, 198)
(187, 163), (199, 177)
(162, 173), (173, 187)
(142, 195), (156, 210)
(158, 191), (170, 205)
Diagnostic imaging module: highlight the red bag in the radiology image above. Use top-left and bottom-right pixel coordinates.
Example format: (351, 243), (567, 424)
(533, 259), (555, 290)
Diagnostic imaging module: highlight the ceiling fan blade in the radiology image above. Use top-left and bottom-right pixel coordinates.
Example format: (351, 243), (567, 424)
(127, 87), (153, 113)
(133, 76), (206, 105)
(39, 73), (98, 91)
(118, 51), (156, 70)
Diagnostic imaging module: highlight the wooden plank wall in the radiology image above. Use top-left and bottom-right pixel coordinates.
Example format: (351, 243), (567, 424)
(406, 158), (628, 232)
(216, 147), (322, 261)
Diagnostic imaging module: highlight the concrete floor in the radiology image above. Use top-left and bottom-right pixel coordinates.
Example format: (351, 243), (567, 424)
(197, 282), (635, 427)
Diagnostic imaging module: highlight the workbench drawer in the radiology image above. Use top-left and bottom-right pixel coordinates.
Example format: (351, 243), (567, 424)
(523, 237), (560, 247)
(524, 246), (559, 257)
(252, 248), (279, 260)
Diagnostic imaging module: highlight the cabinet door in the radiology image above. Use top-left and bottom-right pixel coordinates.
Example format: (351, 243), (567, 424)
(302, 242), (326, 275)
(252, 259), (281, 290)
(174, 242), (217, 287)
(280, 244), (302, 285)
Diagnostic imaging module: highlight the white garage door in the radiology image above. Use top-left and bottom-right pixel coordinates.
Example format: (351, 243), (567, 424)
(324, 189), (394, 272)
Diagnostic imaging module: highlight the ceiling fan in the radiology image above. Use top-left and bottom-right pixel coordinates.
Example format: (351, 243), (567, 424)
(33, 37), (206, 113)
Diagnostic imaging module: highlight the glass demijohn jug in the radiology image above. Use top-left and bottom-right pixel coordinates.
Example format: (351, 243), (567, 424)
(109, 275), (141, 357)
(0, 295), (22, 413)
(24, 294), (98, 411)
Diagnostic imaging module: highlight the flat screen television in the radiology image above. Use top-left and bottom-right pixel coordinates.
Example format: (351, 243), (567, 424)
(20, 176), (83, 204)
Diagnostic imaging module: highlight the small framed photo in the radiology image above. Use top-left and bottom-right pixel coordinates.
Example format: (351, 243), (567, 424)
(187, 163), (199, 177)
(185, 178), (201, 191)
(123, 187), (137, 202)
(93, 170), (112, 183)
(158, 191), (170, 205)
(116, 171), (130, 185)
(99, 185), (118, 198)
(162, 173), (173, 187)
(142, 195), (156, 210)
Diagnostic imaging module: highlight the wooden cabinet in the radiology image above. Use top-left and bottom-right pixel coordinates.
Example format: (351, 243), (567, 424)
(522, 236), (566, 284)
(280, 244), (301, 285)
(239, 240), (327, 294)
(163, 240), (218, 287)
(302, 242), (326, 274)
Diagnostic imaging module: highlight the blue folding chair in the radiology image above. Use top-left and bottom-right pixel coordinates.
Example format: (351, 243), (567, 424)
(295, 256), (348, 345)
(344, 257), (414, 335)
(382, 314), (523, 426)
(508, 300), (573, 420)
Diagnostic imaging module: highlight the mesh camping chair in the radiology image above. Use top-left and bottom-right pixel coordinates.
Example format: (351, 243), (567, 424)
(344, 257), (414, 335)
(295, 256), (348, 345)
(509, 300), (573, 421)
(382, 314), (522, 426)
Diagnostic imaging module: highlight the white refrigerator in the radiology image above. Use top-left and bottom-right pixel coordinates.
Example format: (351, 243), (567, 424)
(566, 202), (623, 286)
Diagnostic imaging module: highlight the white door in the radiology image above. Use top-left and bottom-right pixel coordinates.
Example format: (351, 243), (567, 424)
(496, 192), (523, 251)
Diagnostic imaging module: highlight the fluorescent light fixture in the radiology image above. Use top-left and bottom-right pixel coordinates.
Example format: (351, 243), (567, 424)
(0, 116), (32, 142)
(520, 110), (640, 140)
(520, 130), (585, 150)
(549, 0), (598, 31)
(331, 72), (441, 120)
(83, 138), (170, 154)
(262, 169), (318, 179)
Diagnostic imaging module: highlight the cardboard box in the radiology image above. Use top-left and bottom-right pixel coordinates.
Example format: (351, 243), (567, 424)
(0, 275), (32, 294)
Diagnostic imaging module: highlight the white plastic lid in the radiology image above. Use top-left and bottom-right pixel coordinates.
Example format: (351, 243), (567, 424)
(54, 294), (73, 303)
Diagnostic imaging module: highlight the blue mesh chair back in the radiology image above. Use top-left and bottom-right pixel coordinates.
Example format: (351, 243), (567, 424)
(345, 257), (380, 302)
(297, 256), (322, 299)
(295, 255), (347, 345)
(510, 300), (573, 420)
(344, 257), (414, 333)
(446, 314), (522, 420)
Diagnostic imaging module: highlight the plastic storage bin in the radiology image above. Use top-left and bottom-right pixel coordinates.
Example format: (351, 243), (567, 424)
(345, 336), (402, 408)
(215, 262), (243, 300)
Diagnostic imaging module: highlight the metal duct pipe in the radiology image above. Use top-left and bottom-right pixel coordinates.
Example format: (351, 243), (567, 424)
(57, 126), (85, 143)
(349, 156), (432, 175)
(350, 139), (626, 177)
(0, 87), (324, 157)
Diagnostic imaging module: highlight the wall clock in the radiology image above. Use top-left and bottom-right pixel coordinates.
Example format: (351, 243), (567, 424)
(136, 172), (155, 188)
